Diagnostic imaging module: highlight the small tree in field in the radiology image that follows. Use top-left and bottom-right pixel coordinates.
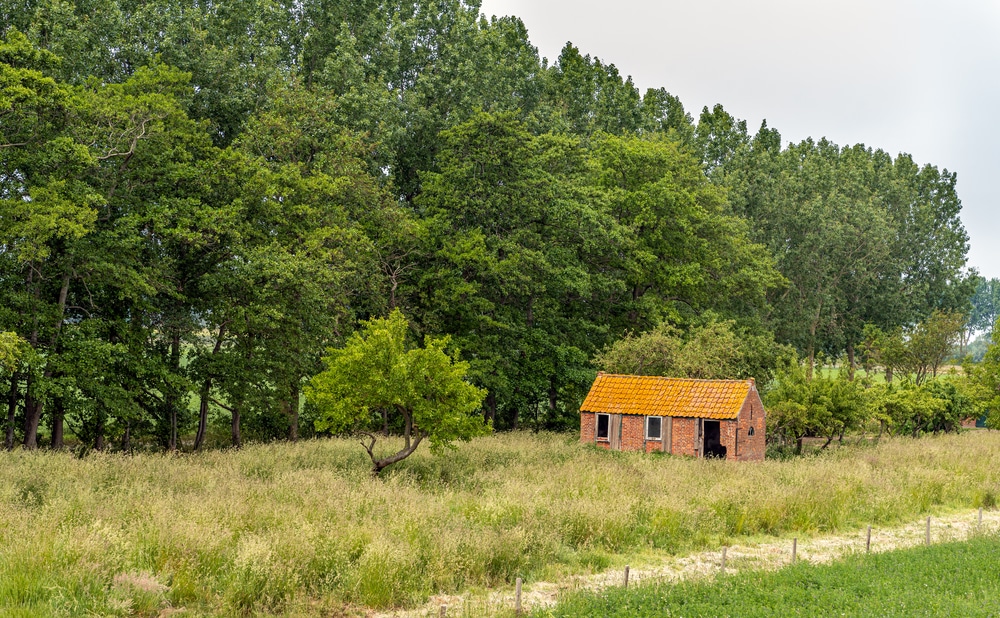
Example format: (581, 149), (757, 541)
(306, 309), (488, 475)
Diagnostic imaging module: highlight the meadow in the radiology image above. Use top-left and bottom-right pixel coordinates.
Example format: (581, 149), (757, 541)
(2, 431), (999, 616)
(535, 533), (1000, 617)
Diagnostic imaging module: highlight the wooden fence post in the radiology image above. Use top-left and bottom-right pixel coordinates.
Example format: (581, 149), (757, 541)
(792, 538), (797, 563)
(515, 577), (522, 615)
(439, 605), (446, 617)
(866, 525), (871, 554)
(721, 546), (727, 572)
(979, 507), (983, 526)
(624, 565), (630, 588)
(926, 516), (931, 546)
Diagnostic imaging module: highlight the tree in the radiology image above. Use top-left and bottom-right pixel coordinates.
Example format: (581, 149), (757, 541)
(411, 111), (618, 431)
(764, 360), (832, 455)
(966, 328), (1000, 428)
(305, 309), (487, 475)
(865, 312), (966, 384)
(593, 319), (789, 384)
(1, 332), (28, 450)
(589, 132), (782, 329)
(968, 278), (1000, 337)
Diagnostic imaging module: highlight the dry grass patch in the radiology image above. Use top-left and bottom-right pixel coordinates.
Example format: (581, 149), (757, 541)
(1, 431), (999, 615)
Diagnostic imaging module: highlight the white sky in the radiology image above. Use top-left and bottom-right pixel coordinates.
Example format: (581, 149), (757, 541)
(479, 0), (1000, 278)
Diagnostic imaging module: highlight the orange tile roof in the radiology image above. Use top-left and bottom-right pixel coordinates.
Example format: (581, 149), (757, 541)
(580, 374), (754, 419)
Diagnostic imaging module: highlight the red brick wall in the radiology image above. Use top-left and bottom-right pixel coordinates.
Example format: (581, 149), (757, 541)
(580, 396), (766, 461)
(735, 392), (766, 461)
(721, 419), (737, 459)
(671, 417), (697, 457)
(580, 411), (596, 443)
(580, 411), (611, 449)
(620, 415), (644, 450)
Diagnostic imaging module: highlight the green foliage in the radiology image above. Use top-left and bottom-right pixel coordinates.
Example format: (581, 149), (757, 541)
(594, 318), (789, 383)
(969, 278), (1000, 336)
(0, 332), (27, 374)
(535, 535), (1000, 617)
(966, 328), (1000, 428)
(307, 309), (487, 474)
(0, 0), (978, 448)
(767, 356), (969, 451)
(864, 311), (967, 383)
(721, 129), (975, 371)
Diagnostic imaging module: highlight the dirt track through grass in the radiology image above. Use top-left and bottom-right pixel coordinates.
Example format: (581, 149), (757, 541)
(392, 507), (1000, 617)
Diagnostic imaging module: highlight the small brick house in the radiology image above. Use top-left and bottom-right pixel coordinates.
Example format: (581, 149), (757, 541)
(580, 373), (766, 461)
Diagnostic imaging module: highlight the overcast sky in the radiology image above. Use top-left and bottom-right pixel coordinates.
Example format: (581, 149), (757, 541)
(479, 0), (1000, 278)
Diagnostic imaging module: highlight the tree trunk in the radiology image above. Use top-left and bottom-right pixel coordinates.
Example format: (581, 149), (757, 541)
(510, 388), (520, 430)
(382, 408), (389, 436)
(484, 391), (496, 424)
(885, 366), (893, 384)
(846, 343), (856, 380)
(795, 435), (804, 455)
(806, 291), (824, 380)
(194, 324), (226, 451)
(50, 398), (64, 450)
(282, 381), (299, 441)
(167, 332), (181, 452)
(5, 373), (17, 450)
(194, 379), (211, 451)
(169, 404), (178, 452)
(231, 407), (241, 448)
(23, 373), (42, 450)
(94, 413), (105, 451)
(23, 272), (72, 450)
(367, 410), (424, 476)
(548, 377), (557, 417)
(121, 421), (131, 452)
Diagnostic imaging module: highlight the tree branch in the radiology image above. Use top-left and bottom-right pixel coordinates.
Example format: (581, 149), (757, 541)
(209, 396), (236, 413)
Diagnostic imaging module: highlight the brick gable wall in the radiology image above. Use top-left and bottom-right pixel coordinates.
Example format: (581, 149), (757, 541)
(736, 392), (766, 461)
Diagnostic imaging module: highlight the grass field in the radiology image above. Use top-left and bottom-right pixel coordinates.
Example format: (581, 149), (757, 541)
(534, 533), (1000, 617)
(1, 431), (1000, 616)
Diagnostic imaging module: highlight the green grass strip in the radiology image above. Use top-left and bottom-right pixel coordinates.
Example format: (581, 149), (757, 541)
(535, 535), (1000, 617)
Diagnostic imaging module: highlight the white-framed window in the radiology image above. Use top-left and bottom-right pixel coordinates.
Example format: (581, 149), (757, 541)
(646, 416), (662, 440)
(596, 413), (610, 440)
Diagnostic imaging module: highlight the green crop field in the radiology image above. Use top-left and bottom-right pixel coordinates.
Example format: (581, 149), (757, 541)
(2, 431), (1000, 616)
(535, 534), (1000, 617)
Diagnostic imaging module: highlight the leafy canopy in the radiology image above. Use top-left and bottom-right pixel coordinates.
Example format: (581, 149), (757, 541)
(306, 309), (487, 474)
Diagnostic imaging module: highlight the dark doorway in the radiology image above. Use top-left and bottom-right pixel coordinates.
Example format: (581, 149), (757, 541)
(703, 420), (726, 459)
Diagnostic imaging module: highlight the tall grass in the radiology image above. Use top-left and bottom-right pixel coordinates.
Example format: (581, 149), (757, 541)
(1, 431), (999, 615)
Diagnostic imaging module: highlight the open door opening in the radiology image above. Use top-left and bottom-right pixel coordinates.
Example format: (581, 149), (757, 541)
(703, 420), (726, 459)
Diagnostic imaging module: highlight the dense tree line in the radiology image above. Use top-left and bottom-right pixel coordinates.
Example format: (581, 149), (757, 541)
(0, 0), (976, 450)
